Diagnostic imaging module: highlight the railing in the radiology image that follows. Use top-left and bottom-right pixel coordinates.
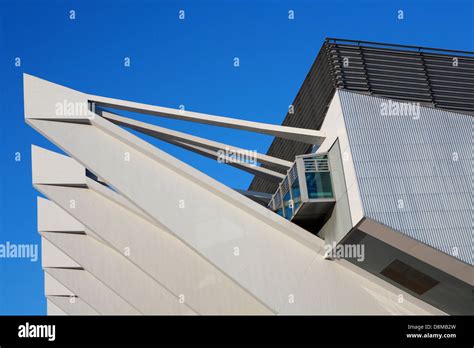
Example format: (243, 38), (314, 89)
(326, 37), (474, 55)
(325, 38), (474, 113)
(268, 153), (334, 220)
(303, 156), (330, 172)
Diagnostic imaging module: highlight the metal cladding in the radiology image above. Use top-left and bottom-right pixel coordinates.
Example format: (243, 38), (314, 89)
(339, 90), (473, 266)
(249, 38), (474, 194)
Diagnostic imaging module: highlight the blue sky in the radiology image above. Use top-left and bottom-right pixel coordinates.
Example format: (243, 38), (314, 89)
(0, 0), (472, 315)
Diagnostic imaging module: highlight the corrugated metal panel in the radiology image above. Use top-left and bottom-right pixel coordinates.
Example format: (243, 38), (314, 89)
(339, 90), (473, 265)
(249, 39), (473, 194)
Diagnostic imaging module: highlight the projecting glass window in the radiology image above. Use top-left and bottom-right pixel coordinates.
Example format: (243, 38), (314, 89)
(306, 172), (333, 198)
(273, 196), (284, 217)
(283, 191), (293, 220)
(291, 179), (301, 212)
(276, 207), (284, 217)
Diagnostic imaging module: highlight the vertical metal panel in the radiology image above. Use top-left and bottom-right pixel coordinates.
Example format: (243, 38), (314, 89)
(339, 90), (473, 265)
(249, 39), (473, 194)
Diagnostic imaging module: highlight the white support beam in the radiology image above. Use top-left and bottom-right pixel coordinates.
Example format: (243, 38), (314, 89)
(102, 111), (293, 169)
(234, 189), (272, 202)
(40, 230), (196, 315)
(44, 272), (75, 297)
(24, 73), (326, 145)
(100, 111), (286, 182)
(32, 145), (86, 186)
(46, 299), (67, 315)
(45, 268), (141, 315)
(166, 138), (285, 183)
(90, 95), (326, 144)
(36, 176), (273, 315)
(47, 295), (99, 315)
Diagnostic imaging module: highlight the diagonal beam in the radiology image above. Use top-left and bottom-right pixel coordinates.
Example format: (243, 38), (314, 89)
(47, 295), (99, 315)
(89, 95), (326, 144)
(167, 138), (285, 183)
(234, 189), (272, 203)
(101, 110), (293, 169)
(99, 111), (285, 182)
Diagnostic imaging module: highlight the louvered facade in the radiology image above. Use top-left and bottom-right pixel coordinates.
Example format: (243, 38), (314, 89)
(249, 38), (474, 193)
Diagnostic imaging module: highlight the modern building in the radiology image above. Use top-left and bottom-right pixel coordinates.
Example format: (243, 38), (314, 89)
(24, 39), (473, 315)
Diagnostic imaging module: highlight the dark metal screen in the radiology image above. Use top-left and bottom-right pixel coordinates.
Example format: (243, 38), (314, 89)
(249, 38), (474, 193)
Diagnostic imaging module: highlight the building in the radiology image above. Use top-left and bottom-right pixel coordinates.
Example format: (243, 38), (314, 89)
(24, 38), (473, 315)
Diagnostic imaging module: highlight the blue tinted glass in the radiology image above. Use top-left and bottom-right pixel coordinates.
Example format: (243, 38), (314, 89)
(283, 191), (293, 220)
(291, 179), (301, 211)
(306, 172), (333, 198)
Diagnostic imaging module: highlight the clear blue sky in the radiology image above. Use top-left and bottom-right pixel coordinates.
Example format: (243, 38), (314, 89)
(0, 0), (472, 315)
